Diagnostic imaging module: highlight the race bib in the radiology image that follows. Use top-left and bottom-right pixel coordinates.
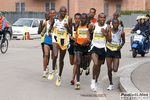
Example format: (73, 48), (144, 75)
(93, 30), (105, 42)
(107, 42), (119, 51)
(78, 28), (88, 38)
(56, 27), (67, 39)
(134, 35), (143, 41)
(72, 31), (76, 38)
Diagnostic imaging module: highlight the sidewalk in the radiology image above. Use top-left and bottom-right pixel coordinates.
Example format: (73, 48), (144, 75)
(131, 62), (150, 93)
(119, 60), (150, 100)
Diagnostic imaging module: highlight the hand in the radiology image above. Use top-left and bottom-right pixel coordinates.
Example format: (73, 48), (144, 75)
(82, 41), (88, 47)
(70, 36), (75, 41)
(48, 33), (52, 37)
(73, 42), (77, 47)
(41, 33), (44, 37)
(64, 23), (69, 29)
(87, 37), (91, 42)
(101, 28), (106, 36)
(130, 31), (134, 34)
(117, 46), (122, 51)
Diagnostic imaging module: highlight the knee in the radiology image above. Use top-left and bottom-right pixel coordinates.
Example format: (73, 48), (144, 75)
(53, 55), (58, 60)
(70, 61), (74, 65)
(113, 69), (118, 72)
(44, 53), (49, 58)
(59, 59), (64, 64)
(94, 62), (98, 67)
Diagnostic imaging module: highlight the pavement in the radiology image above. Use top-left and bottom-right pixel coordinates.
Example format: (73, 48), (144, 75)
(119, 31), (150, 100)
(1, 31), (150, 100)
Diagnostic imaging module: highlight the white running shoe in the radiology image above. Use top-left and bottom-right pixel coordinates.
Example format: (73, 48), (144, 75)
(90, 79), (96, 92)
(107, 84), (114, 90)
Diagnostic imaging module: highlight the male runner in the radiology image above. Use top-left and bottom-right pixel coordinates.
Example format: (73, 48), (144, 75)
(69, 13), (81, 85)
(89, 8), (97, 23)
(106, 19), (125, 90)
(75, 13), (90, 90)
(48, 6), (72, 86)
(87, 13), (111, 91)
(41, 9), (56, 77)
(38, 12), (50, 76)
(106, 12), (124, 31)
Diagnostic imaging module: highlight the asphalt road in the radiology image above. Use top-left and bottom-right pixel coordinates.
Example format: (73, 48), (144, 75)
(0, 34), (150, 100)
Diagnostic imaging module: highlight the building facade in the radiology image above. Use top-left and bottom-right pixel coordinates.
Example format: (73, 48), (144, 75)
(0, 0), (149, 18)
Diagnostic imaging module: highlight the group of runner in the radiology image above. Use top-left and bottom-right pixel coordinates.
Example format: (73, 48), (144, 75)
(38, 6), (125, 92)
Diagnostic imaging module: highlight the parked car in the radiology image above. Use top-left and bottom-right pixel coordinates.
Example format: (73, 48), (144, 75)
(4, 21), (13, 41)
(12, 18), (43, 39)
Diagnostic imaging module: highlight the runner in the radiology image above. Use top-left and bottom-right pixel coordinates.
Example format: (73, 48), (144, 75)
(106, 12), (124, 31)
(87, 13), (111, 91)
(38, 11), (50, 77)
(89, 8), (97, 23)
(106, 19), (125, 90)
(75, 13), (90, 90)
(48, 6), (72, 86)
(41, 9), (56, 78)
(69, 13), (81, 85)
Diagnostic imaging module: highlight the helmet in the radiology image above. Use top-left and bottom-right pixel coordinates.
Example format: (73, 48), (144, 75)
(0, 12), (2, 16)
(136, 15), (141, 21)
(140, 16), (147, 21)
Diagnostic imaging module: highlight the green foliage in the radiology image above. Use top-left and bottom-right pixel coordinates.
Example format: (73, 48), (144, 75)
(120, 10), (150, 15)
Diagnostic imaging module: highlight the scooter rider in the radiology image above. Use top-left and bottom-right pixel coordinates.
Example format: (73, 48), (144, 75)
(131, 16), (150, 52)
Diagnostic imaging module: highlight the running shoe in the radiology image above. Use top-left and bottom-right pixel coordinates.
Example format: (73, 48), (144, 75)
(107, 84), (114, 90)
(70, 78), (75, 85)
(42, 74), (47, 78)
(48, 70), (57, 80)
(90, 79), (96, 91)
(85, 68), (90, 76)
(75, 83), (80, 90)
(46, 67), (49, 74)
(56, 76), (61, 86)
(80, 68), (83, 75)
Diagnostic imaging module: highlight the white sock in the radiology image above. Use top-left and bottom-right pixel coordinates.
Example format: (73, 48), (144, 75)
(77, 82), (80, 84)
(43, 71), (46, 75)
(80, 68), (83, 70)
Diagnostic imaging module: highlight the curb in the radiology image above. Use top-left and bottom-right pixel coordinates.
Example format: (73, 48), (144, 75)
(119, 60), (150, 93)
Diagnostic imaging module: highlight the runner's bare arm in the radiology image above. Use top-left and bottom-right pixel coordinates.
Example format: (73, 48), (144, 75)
(120, 20), (124, 31)
(49, 18), (55, 36)
(68, 17), (72, 35)
(87, 24), (94, 42)
(117, 31), (125, 51)
(106, 25), (112, 42)
(41, 22), (47, 37)
(106, 19), (111, 25)
(38, 20), (43, 34)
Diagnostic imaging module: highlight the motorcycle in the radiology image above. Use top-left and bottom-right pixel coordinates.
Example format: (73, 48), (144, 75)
(130, 30), (149, 58)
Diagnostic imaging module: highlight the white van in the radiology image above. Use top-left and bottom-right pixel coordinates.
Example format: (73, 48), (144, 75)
(12, 18), (43, 39)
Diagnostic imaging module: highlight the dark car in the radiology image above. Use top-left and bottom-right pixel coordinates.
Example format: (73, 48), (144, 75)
(4, 21), (13, 41)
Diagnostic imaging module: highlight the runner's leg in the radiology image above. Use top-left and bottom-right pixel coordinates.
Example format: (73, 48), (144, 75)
(58, 48), (66, 77)
(106, 58), (113, 84)
(52, 43), (59, 71)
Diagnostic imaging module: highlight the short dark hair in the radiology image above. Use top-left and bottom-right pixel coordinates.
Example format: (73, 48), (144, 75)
(113, 19), (119, 24)
(146, 14), (150, 17)
(98, 13), (105, 17)
(81, 13), (87, 18)
(74, 13), (81, 17)
(49, 9), (56, 13)
(113, 12), (119, 16)
(90, 8), (96, 13)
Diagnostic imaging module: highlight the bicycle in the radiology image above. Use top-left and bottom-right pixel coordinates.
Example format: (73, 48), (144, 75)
(0, 34), (8, 54)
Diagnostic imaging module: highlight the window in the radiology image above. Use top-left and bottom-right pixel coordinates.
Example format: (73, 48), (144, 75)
(104, 3), (109, 16)
(116, 4), (121, 13)
(15, 2), (25, 12)
(45, 2), (55, 12)
(32, 20), (39, 27)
